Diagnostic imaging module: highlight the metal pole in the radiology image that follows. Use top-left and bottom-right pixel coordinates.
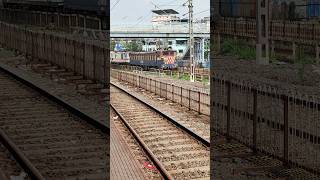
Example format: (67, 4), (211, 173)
(283, 95), (289, 166)
(256, 0), (270, 65)
(188, 0), (195, 82)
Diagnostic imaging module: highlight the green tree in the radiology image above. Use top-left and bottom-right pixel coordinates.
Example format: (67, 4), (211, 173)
(110, 41), (116, 51)
(124, 41), (142, 52)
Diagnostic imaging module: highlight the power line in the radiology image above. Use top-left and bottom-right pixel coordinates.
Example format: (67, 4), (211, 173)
(111, 0), (121, 11)
(194, 9), (209, 16)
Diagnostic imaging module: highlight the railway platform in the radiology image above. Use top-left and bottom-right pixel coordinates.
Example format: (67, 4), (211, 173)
(110, 119), (148, 180)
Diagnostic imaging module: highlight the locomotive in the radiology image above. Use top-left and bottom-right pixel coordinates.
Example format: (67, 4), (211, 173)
(111, 50), (177, 70)
(130, 50), (177, 69)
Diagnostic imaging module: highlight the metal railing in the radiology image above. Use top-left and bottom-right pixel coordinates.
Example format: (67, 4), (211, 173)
(0, 21), (109, 86)
(110, 23), (210, 34)
(0, 8), (103, 30)
(212, 74), (320, 174)
(111, 64), (210, 80)
(217, 17), (320, 45)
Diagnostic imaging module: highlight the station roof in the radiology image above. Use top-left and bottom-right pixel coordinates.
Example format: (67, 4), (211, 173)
(152, 9), (179, 15)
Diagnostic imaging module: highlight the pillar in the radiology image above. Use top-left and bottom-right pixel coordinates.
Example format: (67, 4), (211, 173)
(256, 0), (270, 65)
(316, 45), (320, 63)
(292, 42), (296, 59)
(271, 40), (275, 56)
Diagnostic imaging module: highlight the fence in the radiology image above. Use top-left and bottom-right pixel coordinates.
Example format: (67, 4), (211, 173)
(0, 21), (109, 86)
(0, 8), (103, 30)
(217, 17), (320, 45)
(111, 70), (210, 116)
(111, 64), (210, 82)
(212, 74), (320, 174)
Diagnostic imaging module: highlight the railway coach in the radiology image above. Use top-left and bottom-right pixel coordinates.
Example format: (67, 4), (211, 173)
(2, 0), (64, 10)
(110, 51), (130, 64)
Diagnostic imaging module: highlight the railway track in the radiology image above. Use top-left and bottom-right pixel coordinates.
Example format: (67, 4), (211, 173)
(0, 141), (27, 180)
(212, 132), (320, 180)
(0, 68), (109, 179)
(110, 83), (210, 180)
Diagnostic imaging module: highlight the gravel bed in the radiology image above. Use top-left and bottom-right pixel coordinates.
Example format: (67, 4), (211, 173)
(213, 56), (320, 97)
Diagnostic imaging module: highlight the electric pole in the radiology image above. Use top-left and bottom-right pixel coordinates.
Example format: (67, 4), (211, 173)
(188, 0), (195, 82)
(256, 0), (269, 65)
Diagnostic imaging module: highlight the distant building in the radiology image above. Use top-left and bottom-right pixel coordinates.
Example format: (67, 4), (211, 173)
(151, 9), (180, 25)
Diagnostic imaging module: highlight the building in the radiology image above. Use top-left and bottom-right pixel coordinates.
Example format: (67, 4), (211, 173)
(151, 9), (180, 26)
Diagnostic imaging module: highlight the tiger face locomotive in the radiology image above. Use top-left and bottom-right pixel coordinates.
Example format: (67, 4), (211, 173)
(129, 50), (177, 69)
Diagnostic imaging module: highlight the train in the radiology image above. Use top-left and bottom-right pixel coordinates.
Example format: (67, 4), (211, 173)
(110, 51), (130, 64)
(219, 0), (320, 19)
(111, 50), (178, 70)
(1, 0), (107, 16)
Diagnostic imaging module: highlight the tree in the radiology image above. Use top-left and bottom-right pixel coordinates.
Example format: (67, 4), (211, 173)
(110, 41), (116, 51)
(124, 41), (142, 52)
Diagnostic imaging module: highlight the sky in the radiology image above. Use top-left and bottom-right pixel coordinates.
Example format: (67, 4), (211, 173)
(110, 0), (210, 25)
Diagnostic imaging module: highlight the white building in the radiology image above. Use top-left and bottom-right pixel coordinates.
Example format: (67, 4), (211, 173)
(151, 9), (181, 26)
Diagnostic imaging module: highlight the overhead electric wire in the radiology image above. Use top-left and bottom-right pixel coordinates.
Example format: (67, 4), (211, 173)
(111, 0), (121, 11)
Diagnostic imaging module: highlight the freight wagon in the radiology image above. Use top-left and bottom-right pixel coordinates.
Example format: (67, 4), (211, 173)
(307, 0), (320, 17)
(64, 0), (107, 16)
(219, 0), (256, 18)
(3, 0), (64, 10)
(219, 0), (320, 19)
(2, 0), (107, 16)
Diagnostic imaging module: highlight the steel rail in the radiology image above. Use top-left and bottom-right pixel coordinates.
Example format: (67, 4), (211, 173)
(0, 64), (109, 179)
(110, 105), (173, 180)
(111, 82), (210, 147)
(0, 64), (109, 134)
(0, 130), (45, 180)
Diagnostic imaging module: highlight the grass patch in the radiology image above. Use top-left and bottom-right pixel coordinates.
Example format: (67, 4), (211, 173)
(270, 53), (280, 63)
(221, 38), (256, 60)
(163, 72), (210, 83)
(0, 48), (16, 58)
(295, 49), (314, 82)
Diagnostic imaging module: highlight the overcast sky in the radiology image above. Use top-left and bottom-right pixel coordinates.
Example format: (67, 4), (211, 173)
(110, 0), (210, 25)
